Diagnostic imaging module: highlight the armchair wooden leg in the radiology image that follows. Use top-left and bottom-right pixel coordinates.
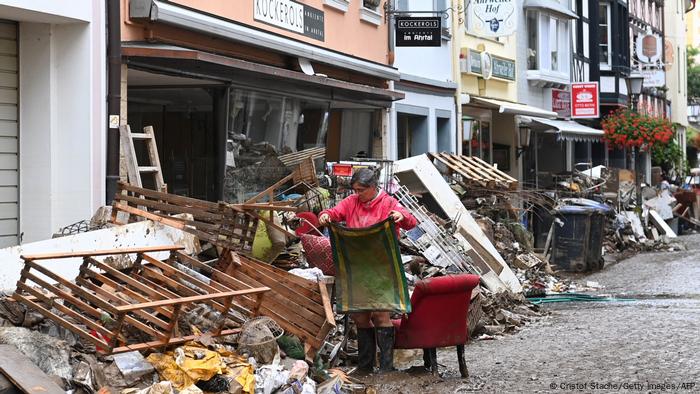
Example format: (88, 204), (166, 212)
(422, 348), (431, 369)
(456, 344), (468, 378)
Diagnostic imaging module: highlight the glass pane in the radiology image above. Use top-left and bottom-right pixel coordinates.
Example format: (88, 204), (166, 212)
(481, 121), (491, 163)
(527, 12), (538, 70)
(551, 19), (559, 71)
(599, 4), (608, 24)
(599, 46), (609, 63)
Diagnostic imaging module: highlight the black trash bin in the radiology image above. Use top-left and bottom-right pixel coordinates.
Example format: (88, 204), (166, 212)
(551, 205), (607, 272)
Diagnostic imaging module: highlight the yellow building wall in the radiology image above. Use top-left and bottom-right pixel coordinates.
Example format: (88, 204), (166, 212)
(687, 10), (700, 49)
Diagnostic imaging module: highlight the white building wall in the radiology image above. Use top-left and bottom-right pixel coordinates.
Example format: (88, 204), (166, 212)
(664, 1), (688, 127)
(9, 0), (105, 243)
(390, 89), (455, 160)
(390, 1), (456, 160)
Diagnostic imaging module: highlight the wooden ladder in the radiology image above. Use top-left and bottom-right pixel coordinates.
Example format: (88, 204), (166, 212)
(120, 125), (167, 192)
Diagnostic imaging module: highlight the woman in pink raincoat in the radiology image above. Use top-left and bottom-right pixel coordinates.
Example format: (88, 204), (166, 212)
(319, 168), (416, 373)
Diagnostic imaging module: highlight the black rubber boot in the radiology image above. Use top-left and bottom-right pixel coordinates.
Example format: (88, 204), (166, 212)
(376, 327), (395, 372)
(356, 327), (376, 373)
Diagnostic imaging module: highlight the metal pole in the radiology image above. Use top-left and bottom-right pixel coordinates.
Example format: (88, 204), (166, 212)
(632, 95), (642, 209)
(106, 0), (121, 204)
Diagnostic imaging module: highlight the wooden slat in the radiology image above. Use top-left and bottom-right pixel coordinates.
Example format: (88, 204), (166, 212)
(21, 245), (183, 261)
(120, 125), (142, 188)
(318, 281), (336, 327)
(111, 328), (241, 354)
(130, 132), (151, 140)
(138, 166), (159, 173)
(115, 287), (270, 312)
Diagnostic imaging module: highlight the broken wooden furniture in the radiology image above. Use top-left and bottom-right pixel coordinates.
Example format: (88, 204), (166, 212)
(392, 274), (481, 377)
(278, 146), (326, 169)
(120, 125), (167, 193)
(13, 246), (269, 354)
(112, 182), (258, 253)
(393, 154), (521, 293)
(12, 245), (335, 359)
(429, 152), (518, 190)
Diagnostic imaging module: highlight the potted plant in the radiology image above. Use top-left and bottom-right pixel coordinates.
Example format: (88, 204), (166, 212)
(601, 108), (674, 152)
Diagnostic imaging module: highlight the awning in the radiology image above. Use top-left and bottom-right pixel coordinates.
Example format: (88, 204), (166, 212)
(122, 43), (404, 107)
(465, 95), (558, 119)
(526, 117), (604, 142)
(523, 0), (578, 19)
(129, 0), (400, 81)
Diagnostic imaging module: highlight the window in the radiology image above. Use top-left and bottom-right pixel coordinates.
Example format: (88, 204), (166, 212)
(526, 11), (570, 79)
(462, 119), (491, 162)
(599, 3), (611, 68)
(363, 0), (380, 11)
(527, 11), (538, 70)
(551, 19), (559, 71)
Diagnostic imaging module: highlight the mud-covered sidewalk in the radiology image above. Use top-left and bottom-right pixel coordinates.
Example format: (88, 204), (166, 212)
(363, 235), (700, 393)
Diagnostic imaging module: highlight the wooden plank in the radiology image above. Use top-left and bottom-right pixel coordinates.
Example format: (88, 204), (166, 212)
(117, 182), (218, 211)
(138, 166), (159, 173)
(0, 345), (70, 394)
(120, 125), (142, 188)
(130, 132), (151, 140)
(114, 287), (270, 312)
(21, 245), (183, 261)
(111, 328), (242, 354)
(648, 209), (677, 238)
(318, 281), (336, 327)
(143, 126), (166, 192)
(116, 194), (225, 222)
(12, 294), (109, 351)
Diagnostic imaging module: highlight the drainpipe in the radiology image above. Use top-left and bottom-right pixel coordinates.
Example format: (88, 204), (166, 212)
(106, 0), (121, 204)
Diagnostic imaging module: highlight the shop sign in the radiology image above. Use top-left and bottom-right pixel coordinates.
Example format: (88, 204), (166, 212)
(552, 88), (571, 118)
(492, 57), (515, 80)
(571, 82), (599, 119)
(395, 17), (442, 47)
(641, 68), (665, 88)
(466, 0), (517, 37)
(254, 0), (325, 41)
(635, 32), (662, 64)
(467, 50), (515, 81)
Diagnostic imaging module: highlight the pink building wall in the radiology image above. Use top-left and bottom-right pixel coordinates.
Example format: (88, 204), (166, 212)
(121, 0), (390, 65)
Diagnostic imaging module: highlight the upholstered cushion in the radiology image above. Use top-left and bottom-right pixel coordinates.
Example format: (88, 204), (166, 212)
(300, 234), (335, 276)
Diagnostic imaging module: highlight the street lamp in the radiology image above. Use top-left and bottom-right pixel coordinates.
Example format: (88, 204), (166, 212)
(516, 126), (531, 158)
(625, 71), (645, 111)
(625, 71), (645, 209)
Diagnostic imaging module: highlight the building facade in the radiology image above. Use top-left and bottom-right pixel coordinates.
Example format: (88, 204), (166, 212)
(121, 0), (402, 202)
(458, 0), (556, 182)
(389, 0), (457, 160)
(0, 0), (106, 246)
(665, 0), (689, 173)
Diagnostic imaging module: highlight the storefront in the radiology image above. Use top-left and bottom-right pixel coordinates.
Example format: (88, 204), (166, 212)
(122, 0), (403, 202)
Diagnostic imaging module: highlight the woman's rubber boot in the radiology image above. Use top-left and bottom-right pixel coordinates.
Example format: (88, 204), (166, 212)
(356, 328), (376, 373)
(376, 327), (396, 372)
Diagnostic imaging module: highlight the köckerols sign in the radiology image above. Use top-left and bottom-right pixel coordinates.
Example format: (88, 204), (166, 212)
(467, 0), (516, 37)
(395, 17), (442, 47)
(254, 0), (325, 41)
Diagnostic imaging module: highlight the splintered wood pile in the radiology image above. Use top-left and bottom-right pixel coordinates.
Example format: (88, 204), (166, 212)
(112, 182), (258, 253)
(12, 246), (334, 359)
(429, 152), (519, 190)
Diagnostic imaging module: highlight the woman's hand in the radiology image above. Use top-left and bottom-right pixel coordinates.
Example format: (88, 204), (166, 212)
(389, 210), (404, 223)
(319, 213), (331, 225)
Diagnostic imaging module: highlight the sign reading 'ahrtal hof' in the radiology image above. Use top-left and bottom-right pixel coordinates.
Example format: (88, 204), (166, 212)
(467, 0), (516, 37)
(254, 0), (325, 41)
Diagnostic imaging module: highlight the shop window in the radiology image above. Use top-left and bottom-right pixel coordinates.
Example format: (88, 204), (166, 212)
(462, 119), (491, 163)
(599, 3), (611, 69)
(227, 88), (329, 154)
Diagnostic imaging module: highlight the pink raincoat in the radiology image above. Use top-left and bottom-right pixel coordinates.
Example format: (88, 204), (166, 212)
(320, 190), (417, 236)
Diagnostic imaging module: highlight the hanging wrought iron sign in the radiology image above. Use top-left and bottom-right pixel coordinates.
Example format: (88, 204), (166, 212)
(466, 0), (516, 37)
(395, 16), (442, 47)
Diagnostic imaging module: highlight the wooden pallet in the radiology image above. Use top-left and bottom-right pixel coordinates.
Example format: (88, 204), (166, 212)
(13, 246), (269, 354)
(278, 147), (326, 168)
(112, 182), (258, 253)
(429, 152), (518, 190)
(12, 246), (334, 359)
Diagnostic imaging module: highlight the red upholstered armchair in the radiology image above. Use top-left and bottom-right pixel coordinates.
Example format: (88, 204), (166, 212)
(392, 274), (481, 377)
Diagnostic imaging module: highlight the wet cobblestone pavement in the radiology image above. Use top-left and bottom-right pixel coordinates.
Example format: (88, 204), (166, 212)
(364, 235), (700, 393)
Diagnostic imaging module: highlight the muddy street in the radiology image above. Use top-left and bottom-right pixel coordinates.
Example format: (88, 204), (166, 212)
(363, 234), (700, 393)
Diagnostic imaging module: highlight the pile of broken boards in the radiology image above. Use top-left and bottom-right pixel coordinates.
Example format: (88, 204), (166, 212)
(0, 179), (358, 393)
